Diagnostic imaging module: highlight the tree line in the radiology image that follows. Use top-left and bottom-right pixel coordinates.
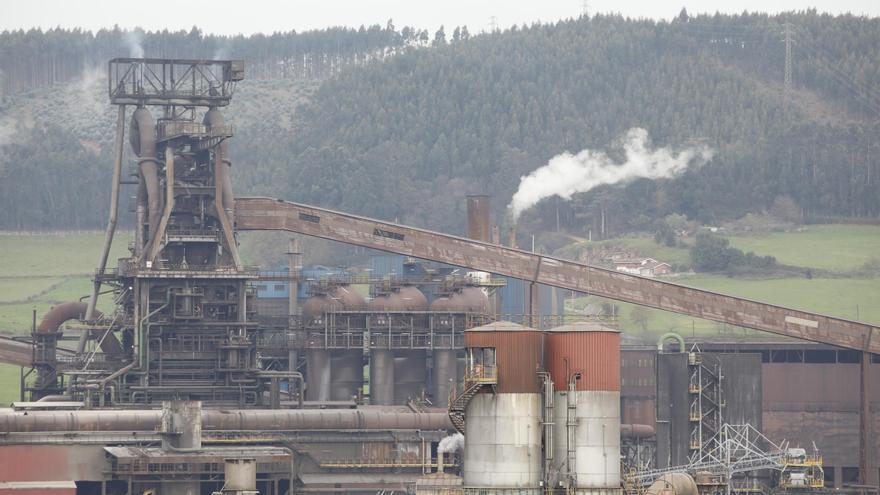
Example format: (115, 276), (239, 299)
(0, 12), (878, 238)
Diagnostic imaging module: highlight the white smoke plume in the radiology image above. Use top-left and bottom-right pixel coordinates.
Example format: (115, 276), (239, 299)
(508, 128), (713, 222)
(124, 30), (145, 58)
(438, 432), (464, 453)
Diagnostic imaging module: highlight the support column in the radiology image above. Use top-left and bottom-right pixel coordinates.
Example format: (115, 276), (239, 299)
(287, 238), (301, 373)
(370, 349), (394, 405)
(860, 351), (874, 485)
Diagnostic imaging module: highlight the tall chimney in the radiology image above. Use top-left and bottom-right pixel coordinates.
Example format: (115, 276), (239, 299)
(491, 225), (500, 245)
(508, 225), (518, 249)
(466, 195), (491, 242)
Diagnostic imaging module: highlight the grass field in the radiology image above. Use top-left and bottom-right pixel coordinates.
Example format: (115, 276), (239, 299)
(0, 225), (877, 403)
(576, 274), (880, 340)
(726, 224), (880, 272)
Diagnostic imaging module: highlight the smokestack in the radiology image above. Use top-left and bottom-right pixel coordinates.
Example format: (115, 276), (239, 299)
(437, 450), (445, 473)
(508, 225), (517, 249)
(491, 225), (500, 244)
(466, 195), (491, 242)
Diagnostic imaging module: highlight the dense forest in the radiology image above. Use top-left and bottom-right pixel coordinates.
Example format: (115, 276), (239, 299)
(0, 12), (878, 238)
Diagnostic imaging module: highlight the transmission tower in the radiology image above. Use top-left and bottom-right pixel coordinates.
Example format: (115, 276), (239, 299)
(489, 16), (498, 33)
(582, 0), (590, 17)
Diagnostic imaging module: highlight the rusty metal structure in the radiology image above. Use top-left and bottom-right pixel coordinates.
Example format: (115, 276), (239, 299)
(0, 55), (877, 495)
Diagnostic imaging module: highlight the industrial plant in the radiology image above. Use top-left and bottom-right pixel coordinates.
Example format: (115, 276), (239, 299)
(0, 58), (876, 495)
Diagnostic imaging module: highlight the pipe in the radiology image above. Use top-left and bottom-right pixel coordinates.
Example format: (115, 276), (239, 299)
(86, 105), (126, 321)
(0, 408), (454, 433)
(203, 108), (235, 223)
(147, 146), (175, 263)
(130, 107), (161, 249)
(39, 302), (89, 334)
(657, 332), (686, 353)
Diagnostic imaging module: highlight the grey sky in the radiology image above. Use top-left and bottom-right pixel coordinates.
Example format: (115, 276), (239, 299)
(1, 0), (877, 35)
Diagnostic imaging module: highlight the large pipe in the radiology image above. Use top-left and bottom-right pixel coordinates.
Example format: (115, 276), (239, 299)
(85, 105), (126, 321)
(130, 107), (161, 249)
(38, 302), (89, 334)
(203, 108), (235, 223)
(45, 302), (123, 359)
(0, 408), (454, 433)
(147, 146), (175, 263)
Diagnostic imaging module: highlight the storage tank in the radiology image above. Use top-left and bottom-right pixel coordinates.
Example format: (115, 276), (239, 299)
(428, 285), (489, 406)
(302, 284), (365, 401)
(546, 322), (621, 492)
(462, 321), (543, 491)
(368, 286), (429, 405)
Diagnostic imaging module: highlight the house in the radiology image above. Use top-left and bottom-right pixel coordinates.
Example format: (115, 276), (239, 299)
(613, 257), (672, 277)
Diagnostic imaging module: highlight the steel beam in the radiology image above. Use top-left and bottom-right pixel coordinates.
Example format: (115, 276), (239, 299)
(235, 197), (880, 353)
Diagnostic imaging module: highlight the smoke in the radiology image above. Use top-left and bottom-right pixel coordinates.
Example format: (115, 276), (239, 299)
(508, 128), (713, 222)
(438, 432), (464, 453)
(124, 30), (145, 58)
(213, 40), (232, 61)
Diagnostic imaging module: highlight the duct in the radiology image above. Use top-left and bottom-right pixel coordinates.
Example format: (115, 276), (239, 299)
(130, 107), (160, 247)
(42, 302), (123, 360)
(0, 408), (453, 433)
(203, 108), (234, 223)
(38, 302), (89, 334)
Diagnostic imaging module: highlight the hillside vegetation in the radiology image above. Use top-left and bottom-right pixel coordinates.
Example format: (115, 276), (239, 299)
(1, 13), (879, 238)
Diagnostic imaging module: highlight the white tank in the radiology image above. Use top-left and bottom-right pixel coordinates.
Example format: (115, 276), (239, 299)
(552, 390), (621, 491)
(463, 393), (542, 489)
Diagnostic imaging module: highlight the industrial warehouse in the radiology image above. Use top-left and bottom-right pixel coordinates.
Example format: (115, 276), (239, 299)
(0, 57), (876, 495)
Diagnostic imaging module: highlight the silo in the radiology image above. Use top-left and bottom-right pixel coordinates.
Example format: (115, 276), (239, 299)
(546, 322), (621, 492)
(302, 285), (365, 402)
(329, 285), (365, 401)
(368, 290), (401, 405)
(393, 286), (429, 404)
(463, 321), (543, 491)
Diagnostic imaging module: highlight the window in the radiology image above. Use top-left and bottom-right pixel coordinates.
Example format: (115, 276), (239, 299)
(841, 467), (860, 484)
(837, 351), (861, 364)
(274, 284), (286, 291)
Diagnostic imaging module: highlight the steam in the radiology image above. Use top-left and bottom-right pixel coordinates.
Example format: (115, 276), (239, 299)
(508, 128), (713, 222)
(124, 30), (145, 58)
(438, 432), (464, 453)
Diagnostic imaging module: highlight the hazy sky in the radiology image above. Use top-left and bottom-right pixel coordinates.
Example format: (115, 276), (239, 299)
(2, 0), (878, 35)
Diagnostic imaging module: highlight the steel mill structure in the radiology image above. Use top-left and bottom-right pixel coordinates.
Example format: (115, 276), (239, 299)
(0, 57), (877, 495)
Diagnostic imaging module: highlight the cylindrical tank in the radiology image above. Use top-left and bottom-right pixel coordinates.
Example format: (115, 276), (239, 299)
(224, 458), (257, 491)
(394, 349), (426, 404)
(546, 322), (621, 491)
(463, 322), (543, 490)
(330, 350), (362, 401)
(370, 349), (394, 405)
(303, 285), (365, 401)
(306, 349), (331, 401)
(432, 349), (457, 407)
(370, 286), (429, 404)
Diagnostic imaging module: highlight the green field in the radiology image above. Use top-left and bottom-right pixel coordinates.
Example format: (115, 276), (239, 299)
(578, 274), (880, 340)
(0, 225), (877, 404)
(726, 224), (880, 272)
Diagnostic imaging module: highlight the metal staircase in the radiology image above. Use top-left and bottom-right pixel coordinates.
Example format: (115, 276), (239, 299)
(448, 367), (497, 433)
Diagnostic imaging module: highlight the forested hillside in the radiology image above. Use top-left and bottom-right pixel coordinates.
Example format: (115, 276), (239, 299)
(0, 12), (878, 237)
